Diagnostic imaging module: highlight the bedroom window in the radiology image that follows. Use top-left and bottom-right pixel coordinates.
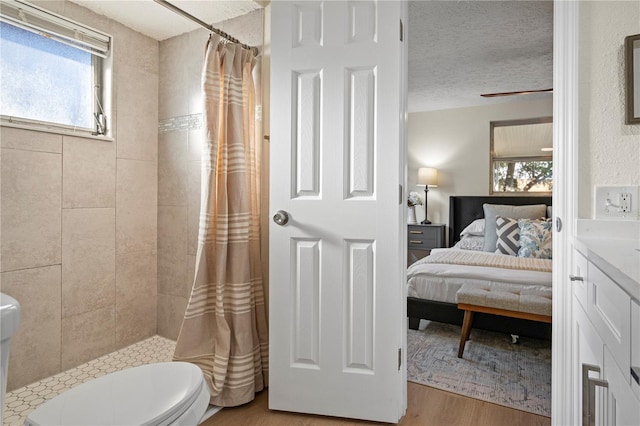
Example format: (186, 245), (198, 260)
(0, 0), (111, 135)
(490, 117), (553, 194)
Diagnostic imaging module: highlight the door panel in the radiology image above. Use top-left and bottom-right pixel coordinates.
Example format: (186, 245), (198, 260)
(292, 71), (321, 198)
(292, 238), (321, 368)
(344, 239), (375, 372)
(269, 0), (406, 422)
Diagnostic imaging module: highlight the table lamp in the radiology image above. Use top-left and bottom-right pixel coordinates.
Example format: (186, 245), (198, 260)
(417, 167), (438, 224)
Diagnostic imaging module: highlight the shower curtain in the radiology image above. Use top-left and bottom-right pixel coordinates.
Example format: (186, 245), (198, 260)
(173, 35), (268, 407)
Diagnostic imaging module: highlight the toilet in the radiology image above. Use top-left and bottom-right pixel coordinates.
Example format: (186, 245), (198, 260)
(25, 361), (211, 426)
(1, 293), (21, 415)
(2, 292), (211, 426)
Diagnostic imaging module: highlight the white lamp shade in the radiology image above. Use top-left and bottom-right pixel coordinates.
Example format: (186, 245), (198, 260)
(418, 167), (438, 187)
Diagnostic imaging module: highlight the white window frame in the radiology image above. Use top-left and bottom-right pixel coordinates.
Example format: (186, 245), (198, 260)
(0, 0), (112, 137)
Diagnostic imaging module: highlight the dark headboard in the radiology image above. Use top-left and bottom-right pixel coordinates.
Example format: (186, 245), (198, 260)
(448, 196), (552, 247)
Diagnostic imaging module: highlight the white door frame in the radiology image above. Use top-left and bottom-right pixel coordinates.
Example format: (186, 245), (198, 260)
(551, 1), (579, 425)
(263, 0), (578, 422)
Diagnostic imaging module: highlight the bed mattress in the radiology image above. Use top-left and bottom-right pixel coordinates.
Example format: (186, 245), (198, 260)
(407, 248), (552, 304)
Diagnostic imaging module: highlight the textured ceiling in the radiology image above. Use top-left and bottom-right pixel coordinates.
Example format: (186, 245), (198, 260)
(408, 0), (553, 112)
(69, 0), (262, 41)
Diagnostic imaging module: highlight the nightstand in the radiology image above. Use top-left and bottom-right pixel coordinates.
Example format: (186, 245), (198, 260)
(407, 223), (446, 266)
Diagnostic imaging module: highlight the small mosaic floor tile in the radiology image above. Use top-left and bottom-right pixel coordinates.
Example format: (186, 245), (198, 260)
(2, 335), (175, 426)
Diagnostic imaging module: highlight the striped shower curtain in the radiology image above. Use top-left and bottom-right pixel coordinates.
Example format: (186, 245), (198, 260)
(173, 35), (268, 407)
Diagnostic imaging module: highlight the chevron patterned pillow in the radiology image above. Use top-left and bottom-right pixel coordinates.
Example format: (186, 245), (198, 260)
(495, 216), (520, 256)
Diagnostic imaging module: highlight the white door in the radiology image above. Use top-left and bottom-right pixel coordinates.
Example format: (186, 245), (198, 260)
(269, 0), (407, 422)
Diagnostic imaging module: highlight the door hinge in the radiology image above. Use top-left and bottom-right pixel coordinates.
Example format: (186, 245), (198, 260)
(398, 348), (402, 370)
(400, 19), (404, 42)
(399, 184), (403, 205)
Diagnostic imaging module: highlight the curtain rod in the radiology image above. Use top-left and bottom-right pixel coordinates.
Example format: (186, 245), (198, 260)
(153, 0), (258, 56)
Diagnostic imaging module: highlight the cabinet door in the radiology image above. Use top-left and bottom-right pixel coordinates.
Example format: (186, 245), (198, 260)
(631, 300), (640, 401)
(407, 226), (441, 250)
(574, 299), (606, 425)
(572, 249), (589, 309)
(587, 263), (631, 379)
(604, 347), (640, 426)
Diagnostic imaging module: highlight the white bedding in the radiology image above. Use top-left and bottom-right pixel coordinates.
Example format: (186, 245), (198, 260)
(407, 248), (552, 304)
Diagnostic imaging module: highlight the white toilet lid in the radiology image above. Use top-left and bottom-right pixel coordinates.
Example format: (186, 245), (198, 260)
(26, 362), (207, 426)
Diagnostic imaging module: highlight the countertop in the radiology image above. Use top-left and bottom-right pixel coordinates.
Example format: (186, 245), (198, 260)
(574, 220), (640, 301)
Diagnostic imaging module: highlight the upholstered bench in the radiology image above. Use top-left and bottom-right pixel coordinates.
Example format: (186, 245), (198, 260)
(456, 282), (552, 358)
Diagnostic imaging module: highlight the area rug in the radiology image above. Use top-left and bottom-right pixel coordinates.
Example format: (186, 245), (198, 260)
(407, 320), (551, 417)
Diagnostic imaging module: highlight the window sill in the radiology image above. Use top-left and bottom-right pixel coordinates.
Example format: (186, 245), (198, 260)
(0, 121), (114, 142)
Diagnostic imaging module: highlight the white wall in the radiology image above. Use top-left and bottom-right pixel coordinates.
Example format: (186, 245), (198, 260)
(578, 1), (640, 219)
(408, 98), (553, 237)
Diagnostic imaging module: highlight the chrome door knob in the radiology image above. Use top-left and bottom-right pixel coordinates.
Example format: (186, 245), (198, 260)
(273, 210), (290, 226)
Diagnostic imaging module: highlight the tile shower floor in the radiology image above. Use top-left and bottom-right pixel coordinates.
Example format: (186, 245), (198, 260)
(3, 335), (176, 425)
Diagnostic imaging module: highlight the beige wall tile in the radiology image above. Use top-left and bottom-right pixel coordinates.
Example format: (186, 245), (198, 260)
(115, 250), (157, 348)
(1, 148), (61, 272)
(186, 29), (208, 115)
(116, 159), (158, 254)
(158, 206), (188, 298)
(186, 254), (196, 297)
(157, 294), (187, 340)
(108, 85), (118, 141)
(2, 266), (62, 391)
(0, 127), (62, 153)
(116, 64), (159, 162)
(158, 131), (188, 206)
(63, 136), (116, 208)
(61, 306), (115, 370)
(62, 208), (116, 318)
(159, 34), (189, 120)
(114, 26), (159, 77)
(187, 128), (204, 161)
(188, 79), (204, 117)
(187, 160), (201, 255)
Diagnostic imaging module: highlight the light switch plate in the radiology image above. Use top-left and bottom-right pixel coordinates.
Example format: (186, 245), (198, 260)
(594, 186), (639, 219)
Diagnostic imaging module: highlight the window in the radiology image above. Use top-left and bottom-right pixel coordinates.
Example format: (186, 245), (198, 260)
(490, 117), (553, 194)
(0, 0), (111, 135)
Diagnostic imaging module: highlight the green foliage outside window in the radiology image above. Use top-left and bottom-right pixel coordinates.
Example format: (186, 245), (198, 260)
(493, 160), (552, 192)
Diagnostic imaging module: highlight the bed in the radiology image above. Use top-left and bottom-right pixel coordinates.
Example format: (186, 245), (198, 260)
(407, 195), (553, 340)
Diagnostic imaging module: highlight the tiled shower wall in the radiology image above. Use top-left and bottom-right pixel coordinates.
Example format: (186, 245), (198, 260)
(0, 1), (158, 391)
(157, 10), (265, 339)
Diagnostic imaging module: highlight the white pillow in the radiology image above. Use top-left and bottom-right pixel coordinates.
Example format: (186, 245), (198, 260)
(453, 235), (484, 251)
(460, 219), (485, 237)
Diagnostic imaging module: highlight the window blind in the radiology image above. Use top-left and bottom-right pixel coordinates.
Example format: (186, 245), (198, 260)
(0, 0), (110, 57)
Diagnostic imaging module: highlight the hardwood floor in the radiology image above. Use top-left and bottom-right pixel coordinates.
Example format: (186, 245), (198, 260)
(203, 382), (551, 426)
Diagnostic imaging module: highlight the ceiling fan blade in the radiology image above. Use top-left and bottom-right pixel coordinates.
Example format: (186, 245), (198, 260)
(480, 88), (553, 98)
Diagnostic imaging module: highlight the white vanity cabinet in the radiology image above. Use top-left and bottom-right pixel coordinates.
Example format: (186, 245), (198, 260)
(572, 248), (640, 426)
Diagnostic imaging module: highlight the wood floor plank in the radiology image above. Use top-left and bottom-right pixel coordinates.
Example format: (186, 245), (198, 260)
(203, 382), (551, 425)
